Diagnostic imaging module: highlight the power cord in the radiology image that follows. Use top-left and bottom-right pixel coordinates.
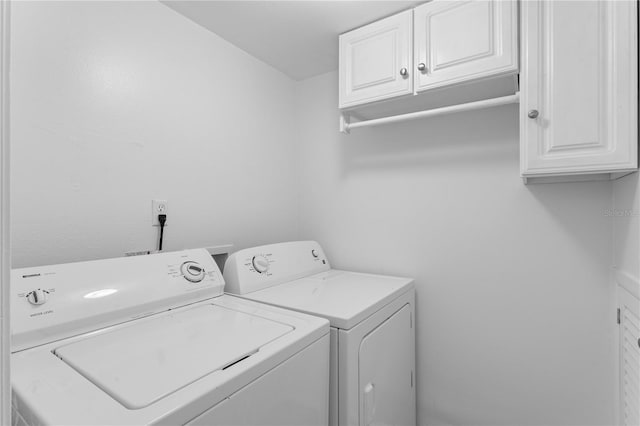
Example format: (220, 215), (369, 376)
(158, 214), (167, 251)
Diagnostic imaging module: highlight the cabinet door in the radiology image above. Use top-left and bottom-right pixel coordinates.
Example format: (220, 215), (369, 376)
(339, 10), (413, 109)
(413, 0), (518, 92)
(520, 1), (638, 177)
(619, 285), (640, 426)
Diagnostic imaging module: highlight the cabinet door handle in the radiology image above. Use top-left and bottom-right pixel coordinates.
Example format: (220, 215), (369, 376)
(417, 63), (427, 72)
(528, 109), (539, 119)
(400, 68), (408, 77)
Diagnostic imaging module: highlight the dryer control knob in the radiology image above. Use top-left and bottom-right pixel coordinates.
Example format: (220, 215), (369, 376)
(311, 249), (319, 258)
(181, 261), (206, 283)
(252, 256), (270, 274)
(26, 289), (49, 306)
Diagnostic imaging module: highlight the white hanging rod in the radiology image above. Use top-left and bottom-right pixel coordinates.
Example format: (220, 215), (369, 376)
(339, 92), (520, 134)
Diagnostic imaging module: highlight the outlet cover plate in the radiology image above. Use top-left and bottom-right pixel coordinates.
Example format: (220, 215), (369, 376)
(152, 199), (168, 226)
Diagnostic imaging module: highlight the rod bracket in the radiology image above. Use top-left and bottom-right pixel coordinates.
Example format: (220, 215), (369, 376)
(339, 114), (350, 134)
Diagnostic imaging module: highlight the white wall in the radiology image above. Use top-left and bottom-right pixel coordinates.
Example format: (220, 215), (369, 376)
(10, 1), (298, 268)
(295, 71), (616, 426)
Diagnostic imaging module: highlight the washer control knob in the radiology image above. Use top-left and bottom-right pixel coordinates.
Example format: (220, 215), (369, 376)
(26, 289), (49, 306)
(181, 261), (206, 283)
(311, 249), (319, 258)
(252, 256), (270, 274)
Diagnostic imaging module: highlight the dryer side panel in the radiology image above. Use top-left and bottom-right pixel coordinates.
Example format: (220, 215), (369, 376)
(330, 327), (339, 426)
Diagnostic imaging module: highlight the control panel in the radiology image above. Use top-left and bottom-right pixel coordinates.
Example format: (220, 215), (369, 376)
(11, 249), (224, 352)
(224, 241), (331, 295)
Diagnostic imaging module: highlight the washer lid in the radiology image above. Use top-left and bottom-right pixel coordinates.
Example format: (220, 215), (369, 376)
(53, 303), (293, 409)
(243, 270), (414, 330)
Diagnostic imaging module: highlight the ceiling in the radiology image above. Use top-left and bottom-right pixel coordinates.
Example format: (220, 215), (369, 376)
(162, 1), (423, 81)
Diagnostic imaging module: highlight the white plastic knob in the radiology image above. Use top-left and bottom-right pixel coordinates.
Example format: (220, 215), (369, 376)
(252, 256), (270, 274)
(181, 261), (206, 283)
(27, 289), (49, 305)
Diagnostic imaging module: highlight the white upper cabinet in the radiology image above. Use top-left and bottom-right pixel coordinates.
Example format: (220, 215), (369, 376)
(338, 0), (638, 184)
(413, 0), (518, 92)
(339, 1), (518, 111)
(338, 10), (413, 109)
(520, 0), (638, 180)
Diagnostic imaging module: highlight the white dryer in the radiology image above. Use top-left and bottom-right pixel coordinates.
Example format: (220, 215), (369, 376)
(10, 249), (330, 426)
(224, 241), (416, 426)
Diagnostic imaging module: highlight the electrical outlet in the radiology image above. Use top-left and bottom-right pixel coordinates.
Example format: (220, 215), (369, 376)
(152, 199), (168, 226)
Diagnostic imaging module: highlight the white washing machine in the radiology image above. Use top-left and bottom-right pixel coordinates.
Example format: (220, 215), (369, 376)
(224, 241), (416, 426)
(10, 249), (330, 426)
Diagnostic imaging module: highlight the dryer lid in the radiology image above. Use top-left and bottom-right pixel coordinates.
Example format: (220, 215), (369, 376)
(53, 303), (293, 409)
(244, 270), (414, 330)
